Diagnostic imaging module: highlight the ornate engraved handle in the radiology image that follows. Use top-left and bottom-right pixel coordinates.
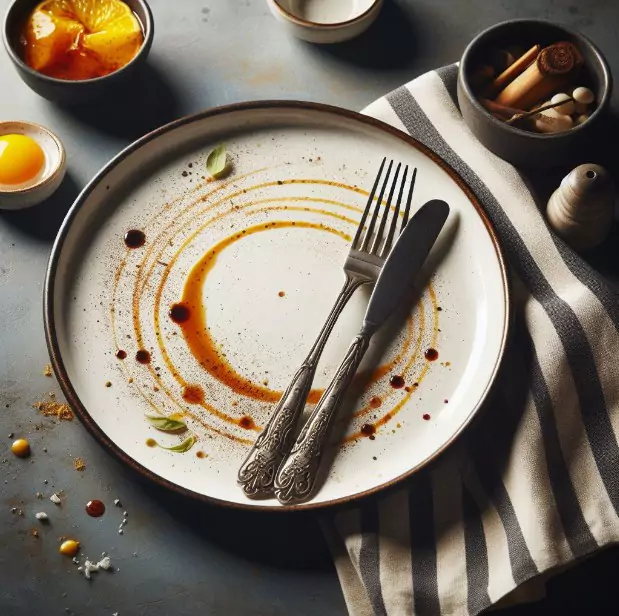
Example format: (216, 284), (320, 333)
(237, 274), (366, 497)
(274, 326), (374, 505)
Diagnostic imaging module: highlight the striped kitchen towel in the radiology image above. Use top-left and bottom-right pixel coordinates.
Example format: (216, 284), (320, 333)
(321, 64), (619, 616)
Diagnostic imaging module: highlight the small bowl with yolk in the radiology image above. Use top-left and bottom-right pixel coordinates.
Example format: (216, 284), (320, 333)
(0, 121), (66, 210)
(2, 0), (154, 104)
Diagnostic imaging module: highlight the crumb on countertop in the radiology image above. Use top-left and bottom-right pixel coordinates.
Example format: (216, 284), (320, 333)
(34, 398), (73, 421)
(73, 457), (86, 472)
(43, 364), (53, 377)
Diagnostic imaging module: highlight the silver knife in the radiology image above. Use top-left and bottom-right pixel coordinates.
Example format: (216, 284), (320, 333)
(274, 199), (450, 505)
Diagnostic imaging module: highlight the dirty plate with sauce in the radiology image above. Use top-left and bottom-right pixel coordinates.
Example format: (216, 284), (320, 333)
(44, 102), (509, 510)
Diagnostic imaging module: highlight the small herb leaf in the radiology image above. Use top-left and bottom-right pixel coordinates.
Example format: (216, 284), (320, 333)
(145, 414), (187, 432)
(206, 144), (227, 178)
(158, 434), (196, 453)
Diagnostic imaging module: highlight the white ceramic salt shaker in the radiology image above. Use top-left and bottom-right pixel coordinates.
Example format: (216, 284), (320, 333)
(546, 164), (615, 251)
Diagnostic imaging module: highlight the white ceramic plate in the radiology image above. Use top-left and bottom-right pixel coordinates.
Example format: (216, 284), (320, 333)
(45, 102), (509, 510)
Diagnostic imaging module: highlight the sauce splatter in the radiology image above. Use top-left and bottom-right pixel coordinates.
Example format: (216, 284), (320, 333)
(360, 423), (376, 437)
(196, 451), (207, 459)
(239, 416), (255, 430)
(425, 348), (439, 361)
(135, 349), (151, 364)
(389, 375), (405, 389)
(423, 414), (431, 421)
(169, 303), (191, 324)
(115, 349), (127, 360)
(370, 396), (382, 408)
(146, 438), (157, 447)
(278, 291), (285, 297)
(182, 384), (205, 404)
(124, 230), (145, 248)
(85, 500), (105, 518)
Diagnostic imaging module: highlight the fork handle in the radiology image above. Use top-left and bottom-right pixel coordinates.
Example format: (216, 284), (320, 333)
(237, 273), (367, 497)
(274, 325), (375, 505)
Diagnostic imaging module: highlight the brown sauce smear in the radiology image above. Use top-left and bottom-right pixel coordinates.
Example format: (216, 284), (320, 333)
(182, 384), (205, 404)
(176, 221), (349, 403)
(239, 415), (255, 430)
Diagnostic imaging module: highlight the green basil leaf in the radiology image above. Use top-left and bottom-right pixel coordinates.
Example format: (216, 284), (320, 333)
(206, 144), (228, 178)
(145, 414), (187, 432)
(158, 434), (196, 453)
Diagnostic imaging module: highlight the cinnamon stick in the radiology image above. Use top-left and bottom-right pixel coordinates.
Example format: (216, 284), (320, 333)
(480, 98), (525, 119)
(486, 44), (540, 97)
(495, 42), (583, 110)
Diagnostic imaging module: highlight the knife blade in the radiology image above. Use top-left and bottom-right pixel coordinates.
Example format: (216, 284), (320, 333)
(274, 199), (450, 504)
(364, 198), (450, 330)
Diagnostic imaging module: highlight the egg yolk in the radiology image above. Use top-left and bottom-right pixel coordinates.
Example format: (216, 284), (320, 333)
(0, 134), (45, 185)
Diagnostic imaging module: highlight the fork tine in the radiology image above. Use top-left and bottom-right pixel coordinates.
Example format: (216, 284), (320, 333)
(371, 162), (401, 255)
(352, 158), (386, 249)
(361, 159), (393, 252)
(382, 165), (408, 256)
(400, 167), (417, 232)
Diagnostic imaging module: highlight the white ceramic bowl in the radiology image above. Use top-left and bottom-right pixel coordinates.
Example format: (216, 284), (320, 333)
(0, 121), (66, 210)
(266, 0), (383, 44)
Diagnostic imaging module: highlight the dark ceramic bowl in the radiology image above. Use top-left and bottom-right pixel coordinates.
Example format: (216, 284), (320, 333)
(457, 19), (612, 168)
(2, 0), (154, 104)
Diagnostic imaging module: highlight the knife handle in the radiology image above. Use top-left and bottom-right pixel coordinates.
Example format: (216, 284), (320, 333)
(237, 274), (365, 497)
(274, 327), (373, 505)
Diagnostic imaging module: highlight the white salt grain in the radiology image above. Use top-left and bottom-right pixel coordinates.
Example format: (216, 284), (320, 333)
(50, 493), (62, 505)
(35, 512), (49, 521)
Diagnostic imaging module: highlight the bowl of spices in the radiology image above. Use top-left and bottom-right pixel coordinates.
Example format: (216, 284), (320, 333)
(457, 19), (612, 167)
(0, 120), (66, 210)
(2, 0), (154, 104)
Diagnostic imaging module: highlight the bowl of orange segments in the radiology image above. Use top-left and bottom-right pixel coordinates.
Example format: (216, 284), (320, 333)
(3, 0), (153, 102)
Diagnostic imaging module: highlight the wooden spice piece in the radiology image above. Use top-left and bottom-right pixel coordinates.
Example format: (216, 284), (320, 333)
(487, 44), (540, 97)
(496, 42), (583, 110)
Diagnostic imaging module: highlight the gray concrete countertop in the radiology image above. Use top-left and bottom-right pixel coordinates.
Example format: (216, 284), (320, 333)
(2, 1), (619, 615)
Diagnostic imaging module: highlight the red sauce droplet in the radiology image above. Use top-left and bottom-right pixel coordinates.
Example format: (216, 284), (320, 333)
(239, 415), (255, 429)
(124, 229), (145, 248)
(404, 386), (412, 393)
(360, 423), (376, 437)
(169, 303), (191, 324)
(115, 349), (127, 360)
(444, 399), (449, 404)
(85, 500), (105, 517)
(146, 438), (157, 447)
(423, 413), (431, 421)
(135, 349), (151, 364)
(182, 384), (204, 404)
(196, 451), (207, 459)
(389, 375), (405, 389)
(370, 396), (382, 408)
(425, 348), (439, 361)
(278, 291), (285, 297)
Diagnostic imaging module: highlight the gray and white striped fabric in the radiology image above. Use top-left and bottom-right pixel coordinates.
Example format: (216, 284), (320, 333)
(321, 64), (619, 616)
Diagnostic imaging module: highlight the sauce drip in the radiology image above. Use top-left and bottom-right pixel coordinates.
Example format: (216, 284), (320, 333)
(369, 396), (382, 408)
(278, 291), (285, 297)
(389, 375), (405, 389)
(85, 500), (105, 518)
(124, 230), (145, 248)
(115, 349), (127, 360)
(425, 348), (439, 361)
(146, 438), (157, 447)
(169, 303), (191, 324)
(176, 221), (348, 403)
(182, 384), (205, 404)
(196, 451), (207, 459)
(135, 349), (151, 364)
(423, 414), (431, 421)
(239, 416), (255, 430)
(360, 423), (376, 437)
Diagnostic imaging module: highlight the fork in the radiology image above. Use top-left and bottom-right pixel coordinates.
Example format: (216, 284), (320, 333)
(237, 158), (417, 497)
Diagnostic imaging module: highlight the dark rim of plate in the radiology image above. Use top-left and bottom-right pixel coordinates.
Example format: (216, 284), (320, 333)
(44, 100), (512, 512)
